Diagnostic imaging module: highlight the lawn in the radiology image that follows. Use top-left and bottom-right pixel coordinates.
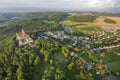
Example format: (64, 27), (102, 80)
(43, 20), (55, 24)
(63, 20), (80, 26)
(74, 25), (103, 32)
(63, 20), (92, 26)
(63, 20), (103, 32)
(107, 60), (120, 73)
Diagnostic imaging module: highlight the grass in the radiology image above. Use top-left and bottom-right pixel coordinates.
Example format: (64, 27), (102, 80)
(63, 20), (92, 26)
(93, 16), (120, 27)
(66, 15), (96, 22)
(63, 20), (80, 26)
(63, 20), (103, 32)
(43, 20), (55, 24)
(93, 49), (120, 74)
(74, 25), (103, 32)
(107, 60), (120, 73)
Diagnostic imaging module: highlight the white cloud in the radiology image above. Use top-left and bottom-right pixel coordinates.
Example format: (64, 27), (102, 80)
(0, 0), (119, 10)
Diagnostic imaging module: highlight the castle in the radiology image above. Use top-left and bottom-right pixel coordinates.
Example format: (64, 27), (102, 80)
(16, 29), (34, 46)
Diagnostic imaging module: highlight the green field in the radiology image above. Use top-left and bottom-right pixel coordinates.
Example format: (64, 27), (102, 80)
(63, 20), (103, 32)
(63, 20), (80, 26)
(43, 20), (55, 24)
(66, 15), (96, 22)
(107, 60), (120, 73)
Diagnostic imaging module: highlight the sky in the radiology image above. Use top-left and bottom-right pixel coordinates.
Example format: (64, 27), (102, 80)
(0, 0), (120, 12)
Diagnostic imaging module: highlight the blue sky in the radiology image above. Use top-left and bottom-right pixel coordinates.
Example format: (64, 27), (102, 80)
(0, 0), (120, 12)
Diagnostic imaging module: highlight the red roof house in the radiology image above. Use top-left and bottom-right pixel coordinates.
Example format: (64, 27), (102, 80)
(16, 29), (34, 46)
(100, 52), (106, 57)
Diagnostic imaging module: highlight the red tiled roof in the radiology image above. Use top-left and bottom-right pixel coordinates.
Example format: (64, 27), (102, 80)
(16, 29), (29, 39)
(74, 48), (79, 51)
(100, 52), (105, 57)
(79, 58), (86, 64)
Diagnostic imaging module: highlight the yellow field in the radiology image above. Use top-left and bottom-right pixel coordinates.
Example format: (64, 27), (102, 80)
(64, 16), (120, 28)
(93, 16), (120, 27)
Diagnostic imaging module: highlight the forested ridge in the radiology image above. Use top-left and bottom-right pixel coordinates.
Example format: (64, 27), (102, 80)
(0, 12), (67, 41)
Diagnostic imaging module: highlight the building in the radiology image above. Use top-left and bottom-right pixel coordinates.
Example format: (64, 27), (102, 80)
(16, 29), (34, 46)
(100, 52), (106, 57)
(79, 58), (86, 64)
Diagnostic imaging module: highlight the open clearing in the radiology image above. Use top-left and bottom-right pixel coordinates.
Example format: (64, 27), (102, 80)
(93, 16), (120, 27)
(64, 15), (120, 27)
(107, 60), (120, 73)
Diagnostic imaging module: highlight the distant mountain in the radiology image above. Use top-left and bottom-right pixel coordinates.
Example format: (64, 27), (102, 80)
(0, 7), (120, 14)
(0, 8), (60, 13)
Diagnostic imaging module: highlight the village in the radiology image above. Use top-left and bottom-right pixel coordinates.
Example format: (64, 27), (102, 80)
(15, 24), (120, 80)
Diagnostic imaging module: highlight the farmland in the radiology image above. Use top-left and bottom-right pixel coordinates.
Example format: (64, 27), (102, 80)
(64, 14), (120, 27)
(93, 16), (120, 27)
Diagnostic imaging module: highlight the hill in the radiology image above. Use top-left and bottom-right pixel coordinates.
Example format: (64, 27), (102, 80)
(94, 16), (120, 27)
(0, 12), (120, 80)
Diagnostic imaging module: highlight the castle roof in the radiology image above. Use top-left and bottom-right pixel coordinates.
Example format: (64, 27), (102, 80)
(16, 29), (29, 40)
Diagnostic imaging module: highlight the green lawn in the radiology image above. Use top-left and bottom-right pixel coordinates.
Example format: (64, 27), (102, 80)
(43, 20), (55, 24)
(63, 20), (93, 26)
(63, 20), (103, 32)
(107, 60), (120, 73)
(74, 25), (103, 32)
(63, 20), (80, 26)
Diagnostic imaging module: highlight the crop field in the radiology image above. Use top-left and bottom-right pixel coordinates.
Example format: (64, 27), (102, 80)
(93, 16), (120, 27)
(63, 20), (80, 26)
(65, 15), (120, 27)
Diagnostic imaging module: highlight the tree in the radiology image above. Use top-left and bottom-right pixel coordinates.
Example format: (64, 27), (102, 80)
(67, 62), (74, 70)
(34, 57), (40, 65)
(17, 67), (24, 80)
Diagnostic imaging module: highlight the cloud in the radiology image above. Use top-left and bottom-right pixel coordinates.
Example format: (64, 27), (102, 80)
(0, 0), (119, 10)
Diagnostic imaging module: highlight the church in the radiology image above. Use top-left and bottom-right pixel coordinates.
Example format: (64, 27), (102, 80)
(16, 29), (34, 46)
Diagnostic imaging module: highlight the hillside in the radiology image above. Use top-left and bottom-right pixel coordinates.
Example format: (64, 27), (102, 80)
(0, 13), (23, 24)
(0, 12), (120, 80)
(65, 13), (120, 27)
(94, 16), (120, 27)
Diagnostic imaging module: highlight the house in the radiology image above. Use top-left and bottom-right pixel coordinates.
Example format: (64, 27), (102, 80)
(79, 58), (86, 64)
(16, 29), (34, 46)
(79, 36), (84, 40)
(100, 52), (106, 57)
(70, 52), (78, 57)
(84, 63), (92, 71)
(74, 48), (79, 51)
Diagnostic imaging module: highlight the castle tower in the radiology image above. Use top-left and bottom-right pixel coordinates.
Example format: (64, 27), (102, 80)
(21, 29), (25, 34)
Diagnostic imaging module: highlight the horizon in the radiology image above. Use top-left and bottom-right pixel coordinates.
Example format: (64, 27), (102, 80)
(0, 0), (120, 13)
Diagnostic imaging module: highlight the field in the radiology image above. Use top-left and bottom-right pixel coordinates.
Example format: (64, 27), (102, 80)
(107, 60), (120, 73)
(64, 14), (120, 27)
(93, 16), (120, 27)
(66, 15), (96, 22)
(63, 20), (99, 32)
